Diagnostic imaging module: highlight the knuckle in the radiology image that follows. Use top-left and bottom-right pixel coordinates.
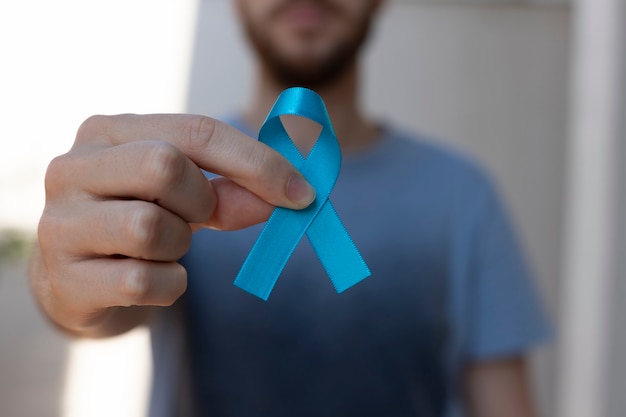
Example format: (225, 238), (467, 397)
(37, 208), (71, 263)
(121, 264), (151, 302)
(121, 262), (187, 307)
(40, 257), (74, 308)
(75, 115), (110, 144)
(178, 115), (216, 154)
(44, 154), (72, 196)
(127, 203), (163, 249)
(143, 142), (187, 191)
(37, 211), (58, 246)
(46, 269), (68, 305)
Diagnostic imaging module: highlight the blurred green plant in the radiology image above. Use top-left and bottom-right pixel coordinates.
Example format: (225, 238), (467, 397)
(0, 229), (34, 263)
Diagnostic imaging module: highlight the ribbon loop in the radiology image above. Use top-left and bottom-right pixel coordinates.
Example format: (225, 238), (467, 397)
(234, 87), (371, 300)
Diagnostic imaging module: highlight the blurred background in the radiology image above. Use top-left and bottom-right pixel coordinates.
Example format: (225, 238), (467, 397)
(0, 0), (623, 416)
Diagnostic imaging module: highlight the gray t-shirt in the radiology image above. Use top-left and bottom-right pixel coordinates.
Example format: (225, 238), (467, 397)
(149, 119), (550, 417)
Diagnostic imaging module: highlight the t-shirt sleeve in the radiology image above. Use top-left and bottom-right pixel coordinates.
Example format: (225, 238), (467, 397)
(453, 173), (552, 360)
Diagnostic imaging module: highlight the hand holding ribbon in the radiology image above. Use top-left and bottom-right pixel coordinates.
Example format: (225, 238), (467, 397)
(234, 87), (371, 300)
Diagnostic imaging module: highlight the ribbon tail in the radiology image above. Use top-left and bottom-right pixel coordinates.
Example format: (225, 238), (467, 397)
(234, 203), (321, 300)
(306, 200), (371, 293)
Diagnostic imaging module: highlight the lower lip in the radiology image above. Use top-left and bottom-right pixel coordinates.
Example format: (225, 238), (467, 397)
(281, 4), (325, 30)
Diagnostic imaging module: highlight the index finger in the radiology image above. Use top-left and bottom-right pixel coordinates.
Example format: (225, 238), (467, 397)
(75, 114), (316, 209)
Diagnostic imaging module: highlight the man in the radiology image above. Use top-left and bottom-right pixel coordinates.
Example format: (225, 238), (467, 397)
(31, 1), (550, 416)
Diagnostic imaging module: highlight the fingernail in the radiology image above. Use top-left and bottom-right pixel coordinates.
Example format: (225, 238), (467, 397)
(287, 174), (316, 208)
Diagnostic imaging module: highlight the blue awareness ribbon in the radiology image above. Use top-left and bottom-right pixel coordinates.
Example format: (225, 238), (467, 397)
(234, 87), (371, 300)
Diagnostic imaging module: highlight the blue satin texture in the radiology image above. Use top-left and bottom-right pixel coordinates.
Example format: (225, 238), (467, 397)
(233, 87), (371, 300)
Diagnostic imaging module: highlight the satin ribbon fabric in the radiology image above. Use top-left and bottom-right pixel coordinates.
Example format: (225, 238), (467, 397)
(234, 87), (371, 300)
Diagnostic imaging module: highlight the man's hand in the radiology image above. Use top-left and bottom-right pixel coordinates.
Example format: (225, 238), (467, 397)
(31, 114), (315, 337)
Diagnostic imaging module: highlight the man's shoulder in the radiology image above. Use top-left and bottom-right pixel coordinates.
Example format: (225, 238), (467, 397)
(382, 124), (491, 186)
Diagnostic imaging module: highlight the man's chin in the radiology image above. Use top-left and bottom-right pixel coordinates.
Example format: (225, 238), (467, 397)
(260, 49), (355, 88)
(267, 63), (343, 89)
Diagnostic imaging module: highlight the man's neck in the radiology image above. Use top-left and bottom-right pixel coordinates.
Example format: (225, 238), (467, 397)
(242, 62), (380, 154)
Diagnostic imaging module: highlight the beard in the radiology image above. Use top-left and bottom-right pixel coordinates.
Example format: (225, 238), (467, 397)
(240, 1), (376, 89)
